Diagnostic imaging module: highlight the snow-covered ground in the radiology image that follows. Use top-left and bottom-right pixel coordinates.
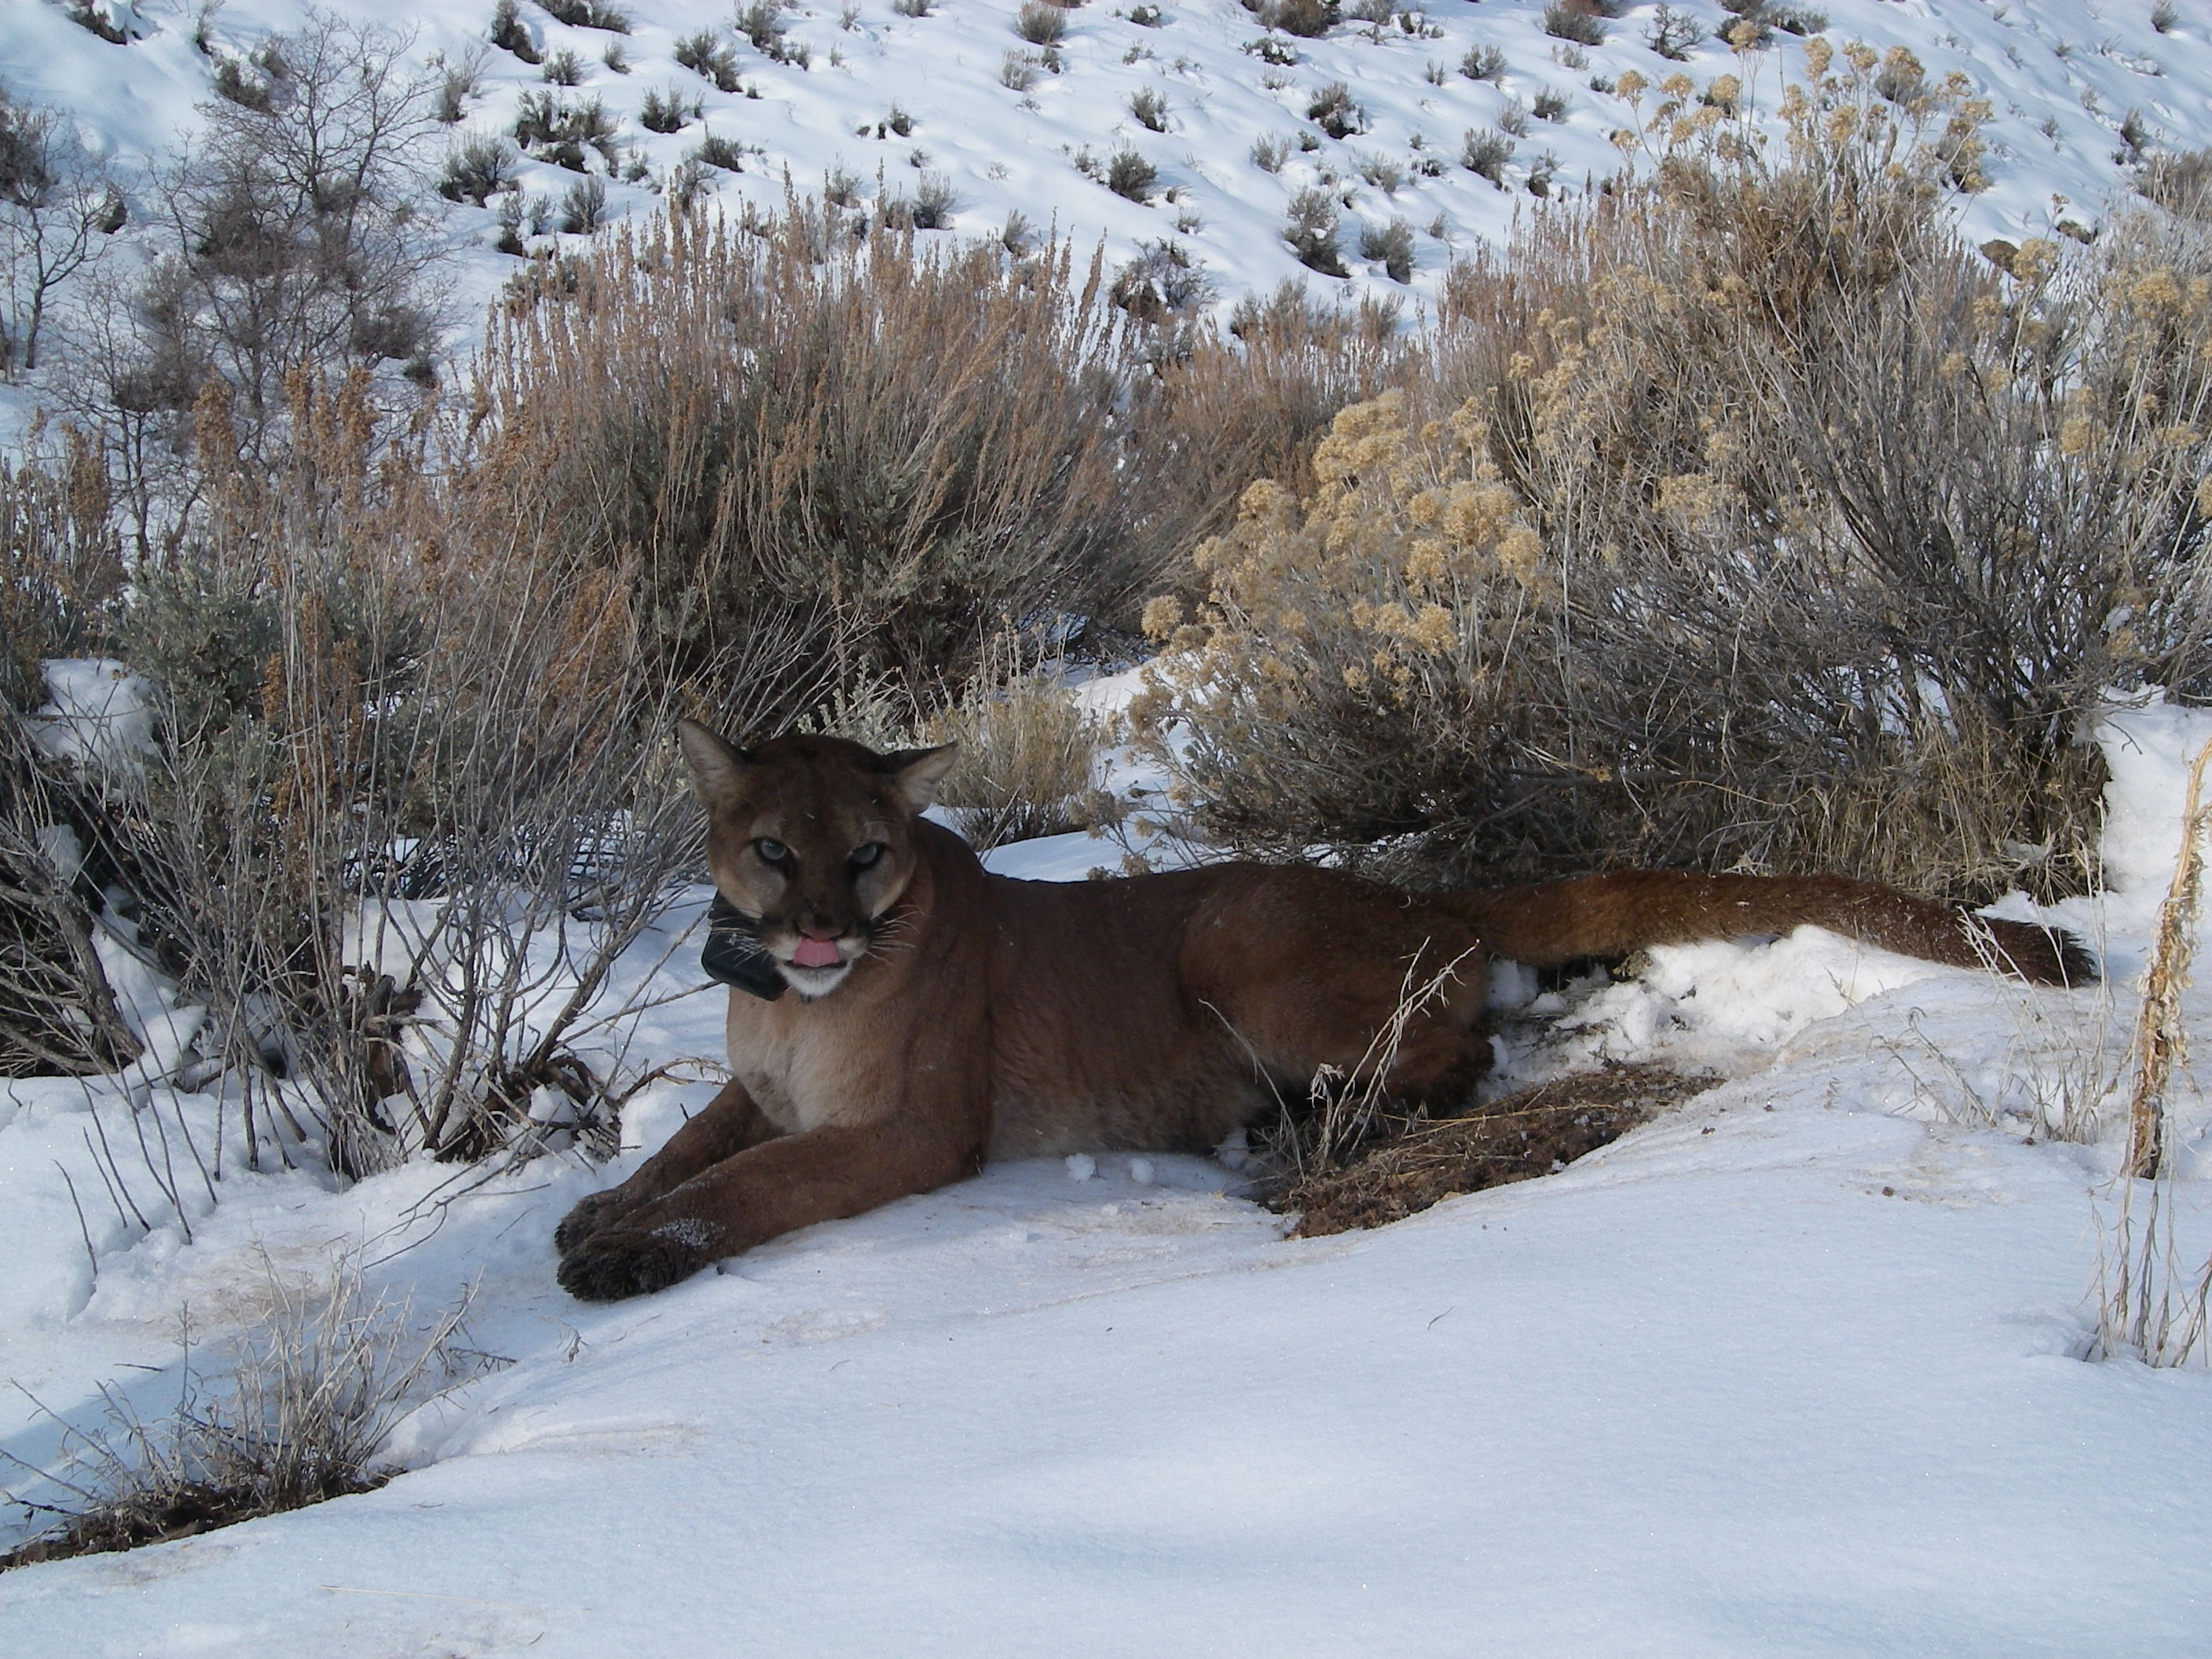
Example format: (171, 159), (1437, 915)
(1, 668), (2208, 1654)
(2, 0), (2207, 386)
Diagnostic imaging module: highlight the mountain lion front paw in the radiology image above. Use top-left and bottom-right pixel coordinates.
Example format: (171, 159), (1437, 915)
(553, 1188), (632, 1257)
(556, 1219), (718, 1302)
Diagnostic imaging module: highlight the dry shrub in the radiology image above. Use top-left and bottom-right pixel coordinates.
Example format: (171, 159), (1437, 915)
(1542, 2), (1606, 47)
(1265, 0), (1339, 39)
(0, 433), (123, 707)
(1128, 278), (1412, 605)
(2, 1258), (482, 1566)
(925, 642), (1109, 849)
(2137, 148), (2212, 225)
(0, 718), (137, 1078)
(473, 242), (1421, 689)
(464, 207), (1167, 699)
(1156, 47), (2212, 902)
(0, 437), (137, 1076)
(1013, 2), (1067, 46)
(36, 369), (812, 1177)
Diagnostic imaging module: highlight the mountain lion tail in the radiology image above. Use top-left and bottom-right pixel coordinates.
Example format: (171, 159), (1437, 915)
(1447, 871), (2097, 987)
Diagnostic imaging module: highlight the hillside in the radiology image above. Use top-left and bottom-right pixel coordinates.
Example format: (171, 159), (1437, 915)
(3, 0), (2208, 351)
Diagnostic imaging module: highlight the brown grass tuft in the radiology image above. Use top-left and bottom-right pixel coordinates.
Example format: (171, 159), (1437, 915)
(928, 663), (1108, 850)
(2123, 736), (2212, 1179)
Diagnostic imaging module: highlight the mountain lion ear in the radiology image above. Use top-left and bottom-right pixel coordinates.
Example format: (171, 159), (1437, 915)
(882, 742), (959, 812)
(676, 718), (753, 805)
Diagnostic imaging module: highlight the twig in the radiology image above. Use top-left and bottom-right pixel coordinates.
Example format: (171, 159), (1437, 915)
(80, 1108), (149, 1235)
(56, 1162), (99, 1292)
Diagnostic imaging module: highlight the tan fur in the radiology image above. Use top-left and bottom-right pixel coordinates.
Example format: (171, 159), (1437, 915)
(554, 727), (2095, 1300)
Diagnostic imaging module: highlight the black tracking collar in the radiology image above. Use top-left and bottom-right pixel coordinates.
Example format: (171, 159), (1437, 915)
(701, 894), (788, 1002)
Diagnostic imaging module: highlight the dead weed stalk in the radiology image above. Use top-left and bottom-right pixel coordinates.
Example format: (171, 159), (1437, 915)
(1266, 946), (1483, 1182)
(2094, 734), (2212, 1365)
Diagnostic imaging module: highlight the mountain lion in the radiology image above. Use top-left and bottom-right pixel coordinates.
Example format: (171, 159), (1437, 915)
(553, 722), (2093, 1301)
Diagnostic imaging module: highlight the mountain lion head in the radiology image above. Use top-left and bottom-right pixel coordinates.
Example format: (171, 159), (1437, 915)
(677, 720), (958, 999)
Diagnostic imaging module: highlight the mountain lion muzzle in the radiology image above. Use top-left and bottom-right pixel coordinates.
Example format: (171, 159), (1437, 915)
(553, 720), (2096, 1301)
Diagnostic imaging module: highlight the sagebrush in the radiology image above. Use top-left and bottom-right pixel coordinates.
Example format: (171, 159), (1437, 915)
(1151, 49), (2212, 903)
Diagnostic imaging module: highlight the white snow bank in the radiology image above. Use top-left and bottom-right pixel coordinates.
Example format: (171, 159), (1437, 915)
(2093, 694), (2212, 906)
(1, 1090), (2205, 1657)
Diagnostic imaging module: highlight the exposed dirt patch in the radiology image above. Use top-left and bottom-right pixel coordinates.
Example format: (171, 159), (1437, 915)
(1270, 1064), (1716, 1237)
(0, 1472), (387, 1570)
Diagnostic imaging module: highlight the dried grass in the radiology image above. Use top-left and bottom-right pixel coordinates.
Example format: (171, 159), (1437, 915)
(927, 652), (1108, 850)
(1, 1257), (485, 1568)
(1262, 947), (1487, 1181)
(1880, 947), (2122, 1146)
(2122, 736), (2212, 1177)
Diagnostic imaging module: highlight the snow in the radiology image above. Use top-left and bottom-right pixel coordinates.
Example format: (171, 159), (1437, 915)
(2, 1091), (2207, 1654)
(2085, 693), (2212, 925)
(27, 658), (155, 774)
(2, 679), (2209, 1652)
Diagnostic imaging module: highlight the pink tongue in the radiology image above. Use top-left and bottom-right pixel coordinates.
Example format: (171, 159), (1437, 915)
(790, 937), (843, 969)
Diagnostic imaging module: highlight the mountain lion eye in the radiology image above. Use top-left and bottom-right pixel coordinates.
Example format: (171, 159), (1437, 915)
(849, 842), (884, 870)
(754, 837), (789, 865)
